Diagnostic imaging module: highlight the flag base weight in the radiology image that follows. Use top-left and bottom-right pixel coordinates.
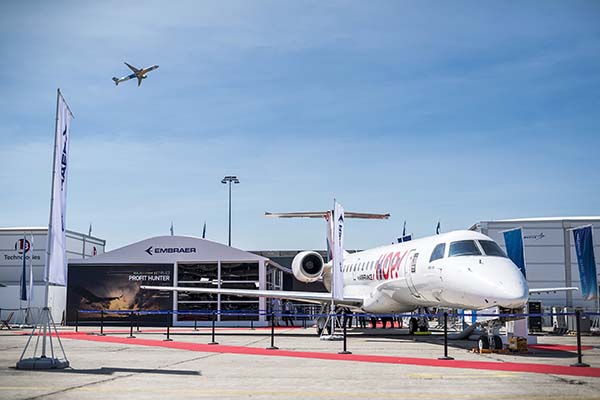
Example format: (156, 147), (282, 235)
(16, 357), (69, 370)
(16, 307), (69, 370)
(319, 334), (343, 341)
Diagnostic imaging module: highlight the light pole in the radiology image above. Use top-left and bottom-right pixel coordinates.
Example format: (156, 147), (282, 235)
(221, 175), (240, 246)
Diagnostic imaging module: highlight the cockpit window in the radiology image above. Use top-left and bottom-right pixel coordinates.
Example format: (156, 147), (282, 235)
(479, 240), (508, 258)
(429, 243), (446, 262)
(449, 240), (482, 257)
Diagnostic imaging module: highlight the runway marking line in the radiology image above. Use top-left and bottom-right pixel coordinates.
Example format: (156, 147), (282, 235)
(52, 331), (600, 378)
(528, 344), (594, 352)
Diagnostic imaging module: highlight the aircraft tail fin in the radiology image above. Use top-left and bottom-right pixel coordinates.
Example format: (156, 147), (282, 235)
(112, 77), (119, 86)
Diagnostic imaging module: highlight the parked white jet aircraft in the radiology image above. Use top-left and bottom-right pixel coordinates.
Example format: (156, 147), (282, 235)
(112, 62), (159, 87)
(143, 214), (574, 349)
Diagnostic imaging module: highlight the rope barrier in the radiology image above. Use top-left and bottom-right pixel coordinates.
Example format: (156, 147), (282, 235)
(75, 309), (600, 319)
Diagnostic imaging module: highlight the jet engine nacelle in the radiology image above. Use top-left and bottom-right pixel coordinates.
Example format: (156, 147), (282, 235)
(291, 251), (324, 283)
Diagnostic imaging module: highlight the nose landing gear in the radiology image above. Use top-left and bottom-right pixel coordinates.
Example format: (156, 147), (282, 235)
(477, 334), (503, 351)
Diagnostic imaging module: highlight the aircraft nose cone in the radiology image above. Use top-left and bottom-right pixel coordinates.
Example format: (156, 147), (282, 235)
(498, 279), (528, 307)
(492, 264), (529, 308)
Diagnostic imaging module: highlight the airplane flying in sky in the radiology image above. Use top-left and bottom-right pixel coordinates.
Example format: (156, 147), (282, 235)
(112, 62), (159, 87)
(143, 212), (575, 350)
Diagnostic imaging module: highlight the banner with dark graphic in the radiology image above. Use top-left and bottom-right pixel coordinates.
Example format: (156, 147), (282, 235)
(573, 226), (598, 301)
(67, 264), (173, 324)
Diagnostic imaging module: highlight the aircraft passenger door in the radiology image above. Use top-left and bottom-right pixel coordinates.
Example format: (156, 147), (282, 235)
(403, 249), (421, 298)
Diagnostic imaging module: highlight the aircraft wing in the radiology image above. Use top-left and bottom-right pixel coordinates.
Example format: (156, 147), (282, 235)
(141, 65), (159, 74)
(141, 285), (364, 307)
(124, 62), (140, 73)
(529, 287), (579, 294)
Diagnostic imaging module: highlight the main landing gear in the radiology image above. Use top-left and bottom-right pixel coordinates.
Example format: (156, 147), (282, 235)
(408, 308), (430, 334)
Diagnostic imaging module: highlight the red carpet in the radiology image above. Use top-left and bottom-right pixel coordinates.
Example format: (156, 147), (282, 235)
(54, 332), (600, 378)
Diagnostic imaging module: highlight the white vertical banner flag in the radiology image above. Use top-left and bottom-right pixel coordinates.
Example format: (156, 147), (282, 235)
(45, 90), (73, 286)
(332, 201), (345, 301)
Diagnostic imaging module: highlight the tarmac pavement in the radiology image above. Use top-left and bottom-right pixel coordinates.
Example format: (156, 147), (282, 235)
(1, 325), (599, 399)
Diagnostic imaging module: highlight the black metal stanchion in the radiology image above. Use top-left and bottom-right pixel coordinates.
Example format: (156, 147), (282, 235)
(75, 310), (79, 333)
(570, 310), (590, 367)
(266, 312), (279, 350)
(438, 312), (454, 360)
(127, 311), (136, 338)
(208, 311), (218, 345)
(194, 316), (198, 331)
(302, 316), (307, 329)
(250, 319), (255, 330)
(136, 311), (141, 332)
(339, 311), (352, 354)
(98, 309), (106, 336)
(164, 311), (173, 342)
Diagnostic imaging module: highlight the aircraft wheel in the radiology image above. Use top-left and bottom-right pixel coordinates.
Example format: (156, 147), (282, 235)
(491, 335), (503, 350)
(409, 318), (418, 335)
(478, 335), (490, 352)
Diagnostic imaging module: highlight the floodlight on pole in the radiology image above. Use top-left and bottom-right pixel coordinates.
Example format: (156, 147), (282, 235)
(221, 175), (240, 246)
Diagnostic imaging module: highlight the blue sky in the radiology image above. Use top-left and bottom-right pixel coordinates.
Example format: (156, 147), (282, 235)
(1, 1), (599, 251)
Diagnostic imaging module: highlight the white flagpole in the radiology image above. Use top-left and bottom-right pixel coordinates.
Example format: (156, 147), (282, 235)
(18, 88), (72, 369)
(44, 89), (61, 310)
(40, 89), (61, 358)
(17, 89), (73, 369)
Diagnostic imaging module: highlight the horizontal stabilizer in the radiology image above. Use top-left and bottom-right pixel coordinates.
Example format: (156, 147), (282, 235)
(265, 211), (390, 220)
(112, 77), (119, 85)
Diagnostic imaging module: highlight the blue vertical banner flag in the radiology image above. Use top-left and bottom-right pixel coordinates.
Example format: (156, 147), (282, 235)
(572, 226), (598, 301)
(20, 235), (28, 301)
(503, 227), (526, 278)
(398, 220), (412, 243)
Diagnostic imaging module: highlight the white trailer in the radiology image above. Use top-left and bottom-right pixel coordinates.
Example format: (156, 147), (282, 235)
(0, 227), (105, 325)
